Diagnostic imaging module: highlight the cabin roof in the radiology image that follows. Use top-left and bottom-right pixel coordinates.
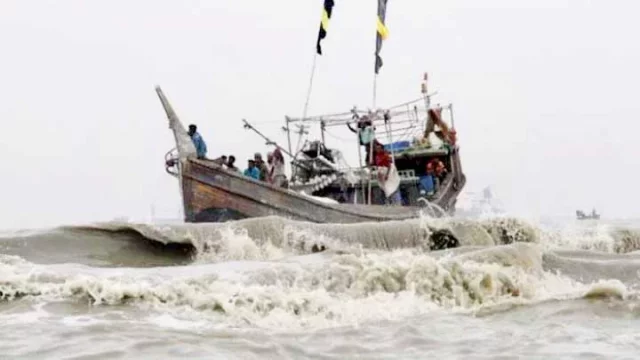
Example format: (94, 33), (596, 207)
(393, 146), (449, 158)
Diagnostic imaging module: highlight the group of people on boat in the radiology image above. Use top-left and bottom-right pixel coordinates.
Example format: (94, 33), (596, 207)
(245, 150), (287, 187)
(187, 124), (288, 188)
(216, 151), (288, 188)
(186, 104), (453, 206)
(211, 155), (240, 172)
(420, 158), (448, 197)
(345, 106), (456, 203)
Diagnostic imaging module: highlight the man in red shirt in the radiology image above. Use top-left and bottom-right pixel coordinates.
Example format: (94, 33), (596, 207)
(373, 142), (402, 205)
(374, 143), (392, 180)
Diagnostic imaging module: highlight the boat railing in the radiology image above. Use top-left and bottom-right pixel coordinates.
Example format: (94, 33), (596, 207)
(164, 147), (180, 177)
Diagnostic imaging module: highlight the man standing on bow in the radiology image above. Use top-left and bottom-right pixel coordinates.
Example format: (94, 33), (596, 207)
(187, 124), (207, 159)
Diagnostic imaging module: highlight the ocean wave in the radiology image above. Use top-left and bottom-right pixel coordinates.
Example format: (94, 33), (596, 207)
(3, 216), (640, 268)
(0, 243), (630, 330)
(60, 216), (541, 260)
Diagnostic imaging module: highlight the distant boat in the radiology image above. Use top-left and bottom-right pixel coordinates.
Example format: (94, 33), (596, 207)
(576, 209), (600, 220)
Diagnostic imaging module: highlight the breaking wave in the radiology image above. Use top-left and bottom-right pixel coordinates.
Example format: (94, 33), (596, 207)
(1, 215), (639, 330)
(40, 216), (640, 260)
(0, 243), (631, 330)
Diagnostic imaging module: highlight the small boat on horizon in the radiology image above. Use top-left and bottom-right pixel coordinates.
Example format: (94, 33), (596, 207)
(576, 209), (600, 220)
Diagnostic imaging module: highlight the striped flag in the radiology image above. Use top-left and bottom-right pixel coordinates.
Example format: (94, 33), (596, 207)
(316, 0), (335, 55)
(375, 0), (389, 74)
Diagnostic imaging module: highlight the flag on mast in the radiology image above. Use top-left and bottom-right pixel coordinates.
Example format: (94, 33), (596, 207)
(375, 0), (389, 74)
(316, 0), (335, 55)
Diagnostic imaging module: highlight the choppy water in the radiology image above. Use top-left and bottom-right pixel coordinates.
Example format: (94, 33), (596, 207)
(2, 215), (640, 359)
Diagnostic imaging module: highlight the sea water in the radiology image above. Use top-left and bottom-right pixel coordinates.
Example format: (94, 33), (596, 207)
(1, 215), (640, 359)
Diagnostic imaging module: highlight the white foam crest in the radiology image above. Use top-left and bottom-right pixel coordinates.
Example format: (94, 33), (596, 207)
(0, 245), (625, 330)
(583, 279), (628, 300)
(193, 226), (286, 263)
(539, 222), (618, 252)
(458, 216), (640, 254)
(529, 220), (640, 253)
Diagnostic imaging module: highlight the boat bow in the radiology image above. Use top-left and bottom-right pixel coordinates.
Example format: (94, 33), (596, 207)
(155, 86), (197, 161)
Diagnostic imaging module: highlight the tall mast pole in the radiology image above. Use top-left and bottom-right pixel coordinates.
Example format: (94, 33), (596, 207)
(421, 72), (430, 134)
(284, 116), (293, 155)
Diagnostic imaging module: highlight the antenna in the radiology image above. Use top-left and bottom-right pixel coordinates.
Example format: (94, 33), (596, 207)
(293, 123), (310, 154)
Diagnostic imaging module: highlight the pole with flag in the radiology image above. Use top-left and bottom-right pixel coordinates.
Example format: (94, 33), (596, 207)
(373, 0), (388, 107)
(316, 0), (335, 55)
(375, 0), (389, 74)
(299, 0), (336, 153)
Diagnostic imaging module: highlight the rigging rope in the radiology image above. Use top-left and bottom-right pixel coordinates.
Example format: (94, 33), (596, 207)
(324, 129), (354, 142)
(373, 74), (378, 109)
(292, 53), (319, 155)
(302, 54), (318, 121)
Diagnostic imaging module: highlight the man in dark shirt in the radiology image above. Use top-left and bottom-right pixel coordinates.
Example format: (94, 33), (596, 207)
(254, 153), (269, 182)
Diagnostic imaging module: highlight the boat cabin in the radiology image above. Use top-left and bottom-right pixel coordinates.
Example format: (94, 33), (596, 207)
(300, 141), (461, 208)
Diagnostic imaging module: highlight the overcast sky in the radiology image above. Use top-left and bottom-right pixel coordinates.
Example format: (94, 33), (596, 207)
(1, 0), (638, 229)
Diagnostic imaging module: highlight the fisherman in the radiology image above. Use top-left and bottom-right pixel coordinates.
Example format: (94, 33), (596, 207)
(254, 153), (269, 182)
(212, 155), (227, 166)
(268, 148), (287, 188)
(373, 142), (392, 178)
(423, 107), (453, 145)
(420, 162), (436, 196)
(434, 159), (447, 182)
(187, 124), (207, 159)
(347, 114), (376, 162)
(373, 142), (402, 205)
(425, 158), (447, 190)
(243, 159), (260, 180)
(226, 155), (240, 172)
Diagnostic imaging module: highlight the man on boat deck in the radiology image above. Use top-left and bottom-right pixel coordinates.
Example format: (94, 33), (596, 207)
(244, 159), (260, 180)
(423, 108), (453, 145)
(187, 124), (207, 159)
(268, 148), (287, 188)
(347, 115), (376, 162)
(212, 155), (227, 166)
(420, 162), (436, 197)
(227, 155), (240, 172)
(254, 153), (269, 182)
(373, 142), (402, 205)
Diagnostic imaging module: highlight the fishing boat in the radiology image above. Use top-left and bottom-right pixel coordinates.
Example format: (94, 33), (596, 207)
(157, 0), (466, 225)
(576, 209), (600, 220)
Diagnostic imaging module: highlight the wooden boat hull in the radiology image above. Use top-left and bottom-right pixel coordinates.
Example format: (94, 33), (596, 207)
(181, 159), (431, 224)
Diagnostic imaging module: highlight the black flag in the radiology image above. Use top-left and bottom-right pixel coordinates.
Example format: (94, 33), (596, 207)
(375, 0), (389, 74)
(316, 0), (335, 55)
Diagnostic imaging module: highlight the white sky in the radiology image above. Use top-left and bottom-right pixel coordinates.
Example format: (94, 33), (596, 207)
(1, 0), (638, 229)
